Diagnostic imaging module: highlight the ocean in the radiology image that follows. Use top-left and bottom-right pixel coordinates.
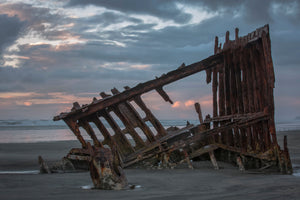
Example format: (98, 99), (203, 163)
(0, 119), (300, 143)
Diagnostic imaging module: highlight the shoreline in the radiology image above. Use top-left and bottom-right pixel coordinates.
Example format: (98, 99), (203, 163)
(1, 130), (300, 170)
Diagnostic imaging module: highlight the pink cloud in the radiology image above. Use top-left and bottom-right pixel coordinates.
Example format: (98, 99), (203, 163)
(23, 101), (33, 106)
(172, 101), (181, 108)
(184, 100), (195, 107)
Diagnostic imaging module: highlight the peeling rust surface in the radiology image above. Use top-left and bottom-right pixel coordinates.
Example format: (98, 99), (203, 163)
(53, 24), (293, 189)
(87, 142), (128, 190)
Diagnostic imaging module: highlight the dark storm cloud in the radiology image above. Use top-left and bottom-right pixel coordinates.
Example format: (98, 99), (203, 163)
(0, 65), (46, 92)
(66, 0), (271, 24)
(80, 11), (142, 26)
(65, 14), (243, 69)
(0, 14), (24, 55)
(67, 0), (300, 26)
(0, 3), (58, 28)
(184, 0), (299, 24)
(189, 0), (272, 23)
(4, 1), (299, 76)
(0, 3), (77, 43)
(188, 0), (243, 9)
(67, 0), (192, 23)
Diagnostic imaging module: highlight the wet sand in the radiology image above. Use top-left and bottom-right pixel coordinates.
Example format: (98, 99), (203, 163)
(1, 131), (300, 200)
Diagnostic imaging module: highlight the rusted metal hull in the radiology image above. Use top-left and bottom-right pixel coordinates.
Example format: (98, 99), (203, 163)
(54, 25), (292, 188)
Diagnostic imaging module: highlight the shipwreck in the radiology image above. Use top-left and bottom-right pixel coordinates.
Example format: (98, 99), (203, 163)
(53, 24), (292, 189)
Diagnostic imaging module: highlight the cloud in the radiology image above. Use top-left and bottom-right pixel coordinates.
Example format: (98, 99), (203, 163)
(0, 91), (98, 109)
(0, 0), (299, 121)
(172, 101), (181, 108)
(184, 100), (195, 107)
(23, 101), (32, 106)
(67, 0), (192, 24)
(0, 14), (24, 55)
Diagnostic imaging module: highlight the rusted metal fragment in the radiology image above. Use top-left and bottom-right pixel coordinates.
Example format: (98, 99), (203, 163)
(155, 87), (173, 104)
(38, 156), (76, 173)
(87, 143), (128, 190)
(38, 156), (51, 174)
(53, 53), (223, 122)
(194, 102), (203, 123)
(209, 151), (219, 170)
(236, 156), (245, 171)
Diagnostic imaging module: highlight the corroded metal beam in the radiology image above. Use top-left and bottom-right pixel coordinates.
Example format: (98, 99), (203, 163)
(53, 53), (223, 121)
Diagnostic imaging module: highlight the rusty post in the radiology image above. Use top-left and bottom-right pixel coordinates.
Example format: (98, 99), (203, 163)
(236, 156), (245, 171)
(212, 68), (219, 142)
(218, 64), (225, 145)
(214, 36), (219, 54)
(209, 151), (219, 170)
(87, 142), (128, 190)
(194, 102), (204, 124)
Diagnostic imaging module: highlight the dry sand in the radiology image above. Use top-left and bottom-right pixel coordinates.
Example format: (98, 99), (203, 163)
(1, 131), (300, 200)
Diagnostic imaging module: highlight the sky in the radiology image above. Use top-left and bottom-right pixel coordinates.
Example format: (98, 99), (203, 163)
(0, 0), (299, 122)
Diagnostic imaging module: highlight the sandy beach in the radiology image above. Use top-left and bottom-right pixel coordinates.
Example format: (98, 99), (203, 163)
(1, 130), (300, 200)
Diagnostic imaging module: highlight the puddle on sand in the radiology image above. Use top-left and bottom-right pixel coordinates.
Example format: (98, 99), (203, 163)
(292, 164), (300, 177)
(292, 170), (300, 177)
(81, 184), (142, 190)
(293, 172), (300, 177)
(81, 185), (94, 190)
(0, 170), (39, 175)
